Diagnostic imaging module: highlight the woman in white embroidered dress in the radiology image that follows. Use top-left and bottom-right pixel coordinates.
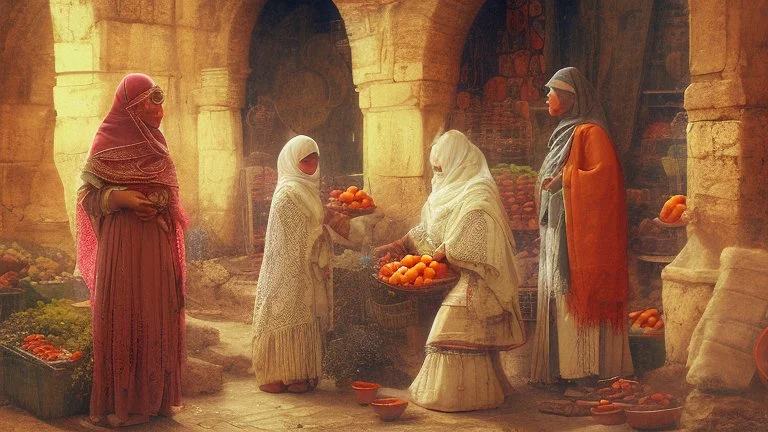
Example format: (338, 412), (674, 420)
(375, 130), (526, 412)
(251, 135), (333, 394)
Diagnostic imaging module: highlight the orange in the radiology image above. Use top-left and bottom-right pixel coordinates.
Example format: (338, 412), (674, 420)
(423, 278), (433, 285)
(420, 255), (433, 265)
(354, 190), (368, 200)
(413, 262), (427, 273)
(380, 266), (394, 277)
(404, 268), (419, 283)
(429, 260), (439, 270)
(401, 255), (418, 268)
(361, 198), (372, 208)
(423, 267), (436, 279)
(392, 261), (401, 268)
(388, 273), (401, 285)
(414, 276), (424, 286)
(434, 263), (448, 278)
(397, 266), (408, 275)
(339, 192), (355, 203)
(346, 185), (359, 195)
(349, 201), (361, 209)
(386, 262), (399, 273)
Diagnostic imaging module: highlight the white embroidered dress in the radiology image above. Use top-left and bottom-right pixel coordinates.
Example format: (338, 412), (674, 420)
(251, 136), (332, 385)
(408, 130), (526, 412)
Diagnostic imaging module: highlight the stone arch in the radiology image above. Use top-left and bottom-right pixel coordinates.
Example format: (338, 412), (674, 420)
(0, 0), (70, 250)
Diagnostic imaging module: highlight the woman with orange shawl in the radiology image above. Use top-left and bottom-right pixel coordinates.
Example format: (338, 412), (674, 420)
(530, 67), (633, 384)
(76, 73), (188, 427)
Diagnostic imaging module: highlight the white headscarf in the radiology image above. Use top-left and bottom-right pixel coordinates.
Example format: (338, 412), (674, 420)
(275, 135), (323, 223)
(423, 130), (496, 235)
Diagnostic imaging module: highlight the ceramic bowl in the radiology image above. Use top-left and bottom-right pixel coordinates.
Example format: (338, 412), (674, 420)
(625, 405), (683, 430)
(753, 326), (768, 388)
(370, 397), (408, 421)
(590, 407), (626, 425)
(351, 381), (380, 405)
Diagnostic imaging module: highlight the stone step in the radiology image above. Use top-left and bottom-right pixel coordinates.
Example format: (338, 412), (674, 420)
(186, 317), (253, 377)
(182, 357), (223, 396)
(186, 256), (260, 324)
(186, 315), (221, 352)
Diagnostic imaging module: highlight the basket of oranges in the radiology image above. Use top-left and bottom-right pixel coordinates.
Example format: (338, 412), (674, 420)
(326, 186), (376, 217)
(373, 254), (458, 295)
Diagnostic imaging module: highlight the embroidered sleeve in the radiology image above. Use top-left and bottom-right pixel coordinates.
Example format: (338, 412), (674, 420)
(448, 210), (489, 265)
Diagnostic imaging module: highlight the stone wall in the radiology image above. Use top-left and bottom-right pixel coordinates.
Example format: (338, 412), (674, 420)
(662, 0), (768, 365)
(0, 0), (70, 251)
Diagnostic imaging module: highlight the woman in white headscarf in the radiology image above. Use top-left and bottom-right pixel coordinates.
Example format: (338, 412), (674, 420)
(251, 135), (333, 394)
(375, 130), (526, 412)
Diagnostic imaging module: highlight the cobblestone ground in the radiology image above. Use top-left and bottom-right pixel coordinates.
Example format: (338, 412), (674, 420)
(0, 377), (656, 432)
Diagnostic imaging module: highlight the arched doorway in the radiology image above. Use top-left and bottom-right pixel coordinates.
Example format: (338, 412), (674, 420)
(241, 0), (362, 253)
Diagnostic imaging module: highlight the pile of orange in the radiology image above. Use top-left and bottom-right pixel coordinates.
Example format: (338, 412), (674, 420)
(329, 186), (375, 210)
(377, 254), (450, 288)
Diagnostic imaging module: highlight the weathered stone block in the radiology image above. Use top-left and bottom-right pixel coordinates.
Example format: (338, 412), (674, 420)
(687, 155), (741, 201)
(685, 79), (746, 112)
(53, 42), (95, 73)
(53, 82), (113, 118)
(364, 109), (427, 178)
(660, 276), (713, 364)
(182, 357), (223, 396)
(689, 0), (727, 76)
(368, 82), (415, 108)
(0, 104), (52, 163)
(50, 0), (96, 43)
(186, 319), (221, 353)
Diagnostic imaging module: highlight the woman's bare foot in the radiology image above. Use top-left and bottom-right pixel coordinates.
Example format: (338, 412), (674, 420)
(286, 382), (309, 393)
(286, 378), (318, 394)
(159, 405), (184, 418)
(106, 414), (150, 428)
(259, 381), (286, 394)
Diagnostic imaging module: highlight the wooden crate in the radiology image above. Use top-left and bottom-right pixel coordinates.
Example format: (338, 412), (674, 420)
(0, 345), (88, 420)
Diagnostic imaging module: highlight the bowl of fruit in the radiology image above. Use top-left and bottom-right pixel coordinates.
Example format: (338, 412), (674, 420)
(590, 400), (626, 426)
(326, 186), (376, 217)
(373, 254), (458, 294)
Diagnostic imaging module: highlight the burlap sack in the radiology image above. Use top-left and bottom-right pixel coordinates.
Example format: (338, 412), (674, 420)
(686, 247), (768, 391)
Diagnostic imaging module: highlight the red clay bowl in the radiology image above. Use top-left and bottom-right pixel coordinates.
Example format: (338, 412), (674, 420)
(370, 397), (408, 421)
(351, 381), (380, 405)
(590, 407), (626, 425)
(625, 405), (683, 430)
(754, 326), (768, 388)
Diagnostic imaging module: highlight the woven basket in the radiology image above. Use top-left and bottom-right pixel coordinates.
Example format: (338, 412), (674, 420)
(365, 297), (418, 330)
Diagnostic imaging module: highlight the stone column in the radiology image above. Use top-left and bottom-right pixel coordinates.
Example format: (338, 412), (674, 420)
(192, 68), (246, 256)
(661, 0), (768, 365)
(339, 1), (458, 232)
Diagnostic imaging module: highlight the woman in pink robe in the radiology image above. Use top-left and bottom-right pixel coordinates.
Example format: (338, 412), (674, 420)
(76, 73), (188, 427)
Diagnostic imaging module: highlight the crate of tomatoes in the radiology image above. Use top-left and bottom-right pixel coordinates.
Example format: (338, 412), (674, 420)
(1, 336), (87, 419)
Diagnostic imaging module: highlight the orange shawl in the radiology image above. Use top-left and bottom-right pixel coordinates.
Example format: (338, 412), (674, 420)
(562, 123), (628, 330)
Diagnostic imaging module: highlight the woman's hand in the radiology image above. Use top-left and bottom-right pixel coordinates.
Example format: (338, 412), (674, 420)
(110, 190), (157, 221)
(373, 238), (408, 260)
(432, 244), (446, 262)
(326, 211), (350, 239)
(542, 173), (563, 191)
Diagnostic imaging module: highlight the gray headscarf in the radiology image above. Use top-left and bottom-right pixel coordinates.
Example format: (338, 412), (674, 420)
(537, 67), (609, 185)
